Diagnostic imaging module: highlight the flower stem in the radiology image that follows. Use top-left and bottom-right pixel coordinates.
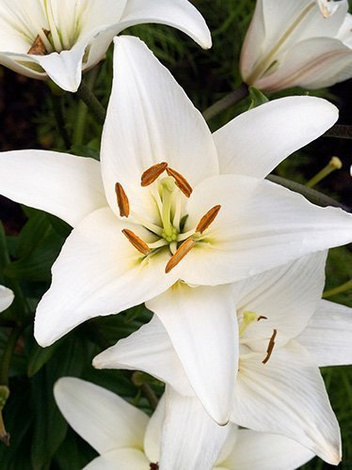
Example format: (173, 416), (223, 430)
(51, 95), (71, 149)
(305, 156), (342, 188)
(323, 280), (352, 298)
(325, 124), (352, 139)
(202, 83), (249, 121)
(266, 175), (350, 212)
(76, 79), (106, 126)
(0, 327), (22, 386)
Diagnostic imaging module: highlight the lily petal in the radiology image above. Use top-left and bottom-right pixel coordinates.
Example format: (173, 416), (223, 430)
(0, 150), (106, 227)
(84, 449), (149, 470)
(178, 175), (352, 285)
(158, 387), (231, 470)
(0, 286), (14, 312)
(231, 341), (341, 465)
(93, 315), (193, 397)
(213, 97), (338, 178)
(298, 299), (352, 366)
(116, 0), (212, 49)
(147, 283), (238, 425)
(101, 36), (218, 219)
(219, 429), (315, 470)
(34, 207), (177, 346)
(54, 377), (148, 454)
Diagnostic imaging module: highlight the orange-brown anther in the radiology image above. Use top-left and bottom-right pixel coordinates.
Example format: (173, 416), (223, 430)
(166, 167), (193, 197)
(115, 182), (130, 217)
(196, 205), (221, 234)
(122, 229), (150, 255)
(257, 315), (268, 322)
(141, 162), (168, 186)
(28, 29), (50, 55)
(165, 237), (196, 273)
(262, 329), (277, 364)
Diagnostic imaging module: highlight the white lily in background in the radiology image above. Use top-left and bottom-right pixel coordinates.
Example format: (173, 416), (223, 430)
(94, 252), (352, 465)
(1, 37), (352, 423)
(54, 377), (315, 470)
(0, 285), (14, 312)
(240, 0), (352, 91)
(0, 0), (211, 92)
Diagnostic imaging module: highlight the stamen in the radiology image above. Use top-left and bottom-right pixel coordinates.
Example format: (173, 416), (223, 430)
(141, 162), (168, 187)
(165, 237), (196, 273)
(166, 167), (193, 197)
(122, 229), (150, 255)
(28, 29), (50, 55)
(115, 182), (130, 217)
(196, 205), (221, 234)
(262, 329), (277, 365)
(257, 315), (268, 322)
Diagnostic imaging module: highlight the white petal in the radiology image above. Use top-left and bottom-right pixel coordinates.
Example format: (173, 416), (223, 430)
(117, 0), (212, 49)
(233, 252), (327, 344)
(143, 393), (164, 463)
(231, 341), (341, 465)
(93, 315), (194, 397)
(34, 207), (177, 346)
(219, 429), (315, 470)
(147, 284), (238, 425)
(0, 150), (106, 227)
(177, 175), (352, 285)
(0, 286), (14, 312)
(298, 299), (352, 366)
(54, 377), (148, 454)
(101, 36), (218, 219)
(158, 387), (231, 470)
(213, 97), (338, 178)
(84, 449), (149, 470)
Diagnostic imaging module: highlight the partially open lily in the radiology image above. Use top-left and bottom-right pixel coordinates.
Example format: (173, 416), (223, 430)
(240, 0), (352, 91)
(0, 0), (211, 91)
(54, 377), (315, 470)
(1, 36), (352, 423)
(0, 285), (14, 312)
(94, 252), (351, 465)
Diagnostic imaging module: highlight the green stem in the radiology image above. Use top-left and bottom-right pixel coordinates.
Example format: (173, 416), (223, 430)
(141, 384), (159, 410)
(0, 327), (22, 386)
(266, 175), (350, 212)
(76, 79), (106, 126)
(325, 124), (352, 140)
(323, 280), (352, 298)
(202, 83), (249, 121)
(51, 95), (71, 149)
(73, 98), (88, 147)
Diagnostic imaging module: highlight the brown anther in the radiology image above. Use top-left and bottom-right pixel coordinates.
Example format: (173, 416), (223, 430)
(122, 229), (150, 255)
(150, 464), (159, 470)
(257, 315), (268, 322)
(115, 182), (130, 217)
(166, 167), (193, 197)
(141, 162), (168, 186)
(28, 29), (50, 55)
(165, 237), (196, 273)
(196, 205), (221, 234)
(262, 329), (277, 365)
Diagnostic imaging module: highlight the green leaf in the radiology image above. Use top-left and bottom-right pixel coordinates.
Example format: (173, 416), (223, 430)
(16, 210), (51, 259)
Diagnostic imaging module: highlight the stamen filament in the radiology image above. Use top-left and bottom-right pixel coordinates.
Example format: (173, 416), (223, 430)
(262, 329), (277, 364)
(141, 162), (168, 187)
(196, 205), (221, 234)
(165, 237), (196, 273)
(115, 182), (130, 217)
(122, 229), (150, 255)
(166, 167), (193, 197)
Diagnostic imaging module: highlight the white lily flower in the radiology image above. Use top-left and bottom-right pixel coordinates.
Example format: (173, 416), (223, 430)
(1, 36), (352, 422)
(94, 252), (351, 465)
(240, 0), (352, 91)
(0, 285), (14, 312)
(0, 0), (211, 92)
(54, 377), (315, 470)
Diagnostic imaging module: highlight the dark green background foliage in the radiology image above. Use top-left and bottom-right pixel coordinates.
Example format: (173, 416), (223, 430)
(0, 1), (351, 468)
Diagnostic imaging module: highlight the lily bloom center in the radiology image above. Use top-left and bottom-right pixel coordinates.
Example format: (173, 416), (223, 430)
(116, 162), (221, 274)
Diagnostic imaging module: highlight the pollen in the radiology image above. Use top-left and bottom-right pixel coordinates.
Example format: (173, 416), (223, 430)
(196, 205), (221, 234)
(28, 29), (50, 55)
(115, 182), (130, 217)
(141, 162), (168, 186)
(165, 237), (196, 273)
(122, 229), (150, 255)
(166, 167), (193, 197)
(262, 329), (277, 364)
